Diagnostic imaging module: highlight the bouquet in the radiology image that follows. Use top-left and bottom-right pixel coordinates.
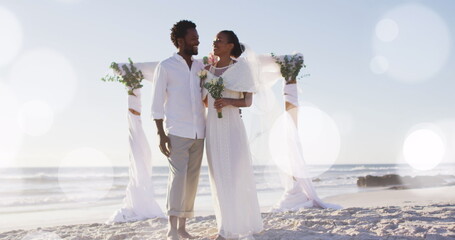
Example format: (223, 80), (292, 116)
(271, 53), (306, 84)
(203, 77), (225, 118)
(101, 58), (144, 96)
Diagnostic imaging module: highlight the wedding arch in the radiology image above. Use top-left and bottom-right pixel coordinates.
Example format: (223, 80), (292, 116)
(104, 51), (339, 223)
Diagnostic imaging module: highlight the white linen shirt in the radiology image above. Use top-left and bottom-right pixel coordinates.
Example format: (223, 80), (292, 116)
(151, 53), (205, 139)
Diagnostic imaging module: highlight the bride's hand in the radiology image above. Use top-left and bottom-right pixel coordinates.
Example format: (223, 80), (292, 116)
(214, 98), (230, 110)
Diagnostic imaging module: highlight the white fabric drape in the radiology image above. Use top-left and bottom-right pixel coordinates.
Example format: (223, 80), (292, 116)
(250, 54), (342, 211)
(269, 112), (342, 211)
(107, 88), (164, 223)
(283, 83), (298, 107)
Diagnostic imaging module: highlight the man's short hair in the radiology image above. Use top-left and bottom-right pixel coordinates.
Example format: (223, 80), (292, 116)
(170, 20), (197, 48)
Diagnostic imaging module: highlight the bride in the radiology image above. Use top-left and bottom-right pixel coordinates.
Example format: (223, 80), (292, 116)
(202, 30), (263, 240)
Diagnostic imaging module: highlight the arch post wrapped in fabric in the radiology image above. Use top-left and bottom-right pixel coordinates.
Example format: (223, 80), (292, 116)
(102, 61), (165, 223)
(253, 53), (342, 211)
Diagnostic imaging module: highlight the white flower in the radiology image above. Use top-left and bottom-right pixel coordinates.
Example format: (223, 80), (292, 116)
(198, 70), (208, 79)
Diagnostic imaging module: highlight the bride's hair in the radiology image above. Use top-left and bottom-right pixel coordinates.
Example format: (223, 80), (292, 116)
(220, 30), (244, 58)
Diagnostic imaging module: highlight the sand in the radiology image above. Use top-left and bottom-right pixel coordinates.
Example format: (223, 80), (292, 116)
(1, 186), (454, 240)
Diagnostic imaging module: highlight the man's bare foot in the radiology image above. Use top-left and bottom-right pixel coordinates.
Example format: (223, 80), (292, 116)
(167, 228), (179, 240)
(178, 229), (196, 239)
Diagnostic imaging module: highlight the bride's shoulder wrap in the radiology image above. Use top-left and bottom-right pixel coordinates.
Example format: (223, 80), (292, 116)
(222, 58), (257, 93)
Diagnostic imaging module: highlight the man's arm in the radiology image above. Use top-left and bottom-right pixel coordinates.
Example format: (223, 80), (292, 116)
(151, 63), (170, 157)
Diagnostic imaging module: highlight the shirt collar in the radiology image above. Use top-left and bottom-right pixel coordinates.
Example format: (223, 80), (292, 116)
(173, 52), (194, 63)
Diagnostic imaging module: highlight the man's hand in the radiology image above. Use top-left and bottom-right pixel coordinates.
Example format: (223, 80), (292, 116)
(154, 119), (170, 157)
(158, 133), (171, 157)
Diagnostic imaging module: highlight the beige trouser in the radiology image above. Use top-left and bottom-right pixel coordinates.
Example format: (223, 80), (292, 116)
(167, 134), (204, 218)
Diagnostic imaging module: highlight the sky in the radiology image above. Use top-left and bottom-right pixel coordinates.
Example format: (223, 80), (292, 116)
(0, 0), (454, 168)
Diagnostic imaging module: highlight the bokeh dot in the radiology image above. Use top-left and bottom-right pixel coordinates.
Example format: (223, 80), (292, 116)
(269, 104), (341, 178)
(9, 48), (78, 112)
(375, 18), (399, 42)
(403, 124), (446, 171)
(0, 82), (22, 168)
(0, 6), (23, 66)
(59, 147), (114, 203)
(370, 56), (389, 74)
(21, 230), (62, 240)
(373, 4), (451, 83)
(18, 100), (54, 137)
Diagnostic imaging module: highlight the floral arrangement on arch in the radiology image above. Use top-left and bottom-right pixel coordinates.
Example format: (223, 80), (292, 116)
(101, 58), (144, 96)
(271, 53), (306, 84)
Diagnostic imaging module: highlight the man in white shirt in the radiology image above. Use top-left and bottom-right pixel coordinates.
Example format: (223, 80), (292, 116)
(151, 20), (205, 240)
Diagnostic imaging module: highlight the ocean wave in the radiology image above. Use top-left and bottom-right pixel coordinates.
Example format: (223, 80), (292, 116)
(328, 166), (401, 172)
(0, 173), (130, 181)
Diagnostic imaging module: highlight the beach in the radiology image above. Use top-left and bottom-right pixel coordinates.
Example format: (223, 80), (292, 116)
(1, 186), (454, 239)
(1, 165), (454, 239)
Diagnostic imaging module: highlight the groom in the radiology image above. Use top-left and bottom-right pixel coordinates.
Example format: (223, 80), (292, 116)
(151, 20), (205, 240)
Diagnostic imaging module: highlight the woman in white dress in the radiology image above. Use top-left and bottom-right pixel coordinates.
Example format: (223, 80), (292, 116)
(202, 30), (263, 240)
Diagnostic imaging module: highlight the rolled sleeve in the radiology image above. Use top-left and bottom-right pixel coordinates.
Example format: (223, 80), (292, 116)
(151, 63), (167, 120)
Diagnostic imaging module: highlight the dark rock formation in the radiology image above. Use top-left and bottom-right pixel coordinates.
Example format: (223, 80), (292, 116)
(357, 174), (453, 188)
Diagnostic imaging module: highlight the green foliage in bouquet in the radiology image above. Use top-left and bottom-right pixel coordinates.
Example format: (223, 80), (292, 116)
(271, 53), (306, 84)
(101, 58), (144, 96)
(203, 77), (225, 118)
(203, 77), (224, 99)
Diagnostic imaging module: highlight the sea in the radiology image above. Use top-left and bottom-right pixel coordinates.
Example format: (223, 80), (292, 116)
(1, 163), (454, 214)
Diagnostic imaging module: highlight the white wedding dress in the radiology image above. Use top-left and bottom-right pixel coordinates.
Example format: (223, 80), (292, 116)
(204, 59), (263, 239)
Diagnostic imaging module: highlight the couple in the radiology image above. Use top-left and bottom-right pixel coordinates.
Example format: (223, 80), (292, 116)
(151, 20), (263, 240)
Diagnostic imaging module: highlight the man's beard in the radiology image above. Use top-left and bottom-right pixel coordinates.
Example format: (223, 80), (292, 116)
(184, 45), (198, 55)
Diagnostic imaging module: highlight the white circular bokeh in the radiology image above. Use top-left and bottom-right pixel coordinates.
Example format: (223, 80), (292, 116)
(0, 82), (23, 168)
(402, 123), (446, 171)
(59, 147), (114, 203)
(247, 85), (282, 164)
(332, 111), (354, 135)
(21, 231), (62, 240)
(372, 4), (451, 82)
(9, 48), (78, 112)
(433, 120), (455, 166)
(370, 56), (389, 74)
(18, 100), (54, 136)
(269, 104), (341, 178)
(375, 19), (399, 42)
(0, 6), (23, 66)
